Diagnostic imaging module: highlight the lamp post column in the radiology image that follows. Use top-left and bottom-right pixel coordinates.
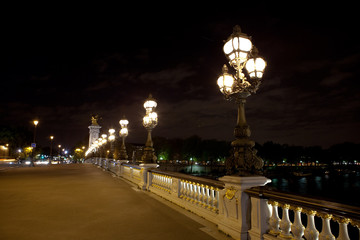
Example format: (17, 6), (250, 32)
(228, 98), (263, 175)
(142, 128), (155, 163)
(120, 136), (128, 160)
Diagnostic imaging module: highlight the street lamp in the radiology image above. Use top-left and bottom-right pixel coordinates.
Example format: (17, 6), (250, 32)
(142, 94), (158, 163)
(217, 25), (267, 175)
(30, 120), (39, 166)
(58, 144), (61, 164)
(49, 136), (54, 163)
(33, 120), (39, 144)
(119, 117), (129, 160)
(108, 128), (115, 159)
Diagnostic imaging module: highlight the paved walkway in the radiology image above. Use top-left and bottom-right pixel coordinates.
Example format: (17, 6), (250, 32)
(0, 164), (231, 240)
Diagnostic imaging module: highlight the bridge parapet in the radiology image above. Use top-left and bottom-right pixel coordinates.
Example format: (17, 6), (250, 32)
(89, 157), (360, 240)
(246, 187), (360, 240)
(147, 169), (223, 223)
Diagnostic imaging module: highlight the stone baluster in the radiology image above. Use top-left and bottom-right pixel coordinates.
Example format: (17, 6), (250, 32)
(199, 184), (204, 204)
(152, 173), (157, 185)
(279, 204), (292, 239)
(198, 184), (203, 204)
(166, 176), (172, 189)
(304, 210), (319, 240)
(180, 180), (185, 198)
(268, 201), (281, 236)
(204, 186), (209, 207)
(212, 187), (219, 211)
(194, 183), (199, 203)
(335, 217), (350, 240)
(167, 176), (172, 190)
(160, 175), (164, 188)
(319, 214), (335, 240)
(291, 207), (305, 240)
(190, 182), (196, 202)
(185, 181), (191, 201)
(208, 187), (215, 210)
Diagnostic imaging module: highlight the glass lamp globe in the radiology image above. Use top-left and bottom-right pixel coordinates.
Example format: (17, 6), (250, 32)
(217, 64), (235, 95)
(119, 119), (129, 128)
(245, 57), (266, 79)
(108, 135), (115, 141)
(223, 25), (252, 68)
(144, 94), (157, 111)
(143, 115), (150, 126)
(149, 112), (158, 122)
(120, 128), (128, 137)
(108, 128), (115, 135)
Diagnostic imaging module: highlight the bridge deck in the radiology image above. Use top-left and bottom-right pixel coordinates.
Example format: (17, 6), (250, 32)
(0, 164), (229, 240)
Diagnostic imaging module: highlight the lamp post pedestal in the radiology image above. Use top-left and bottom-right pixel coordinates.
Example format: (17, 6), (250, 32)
(218, 175), (271, 240)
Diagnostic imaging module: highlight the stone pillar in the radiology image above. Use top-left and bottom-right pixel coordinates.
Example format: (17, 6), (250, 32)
(139, 163), (158, 190)
(217, 175), (271, 240)
(88, 122), (101, 148)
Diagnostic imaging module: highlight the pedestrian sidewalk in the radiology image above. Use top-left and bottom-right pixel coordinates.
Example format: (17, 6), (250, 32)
(0, 164), (232, 240)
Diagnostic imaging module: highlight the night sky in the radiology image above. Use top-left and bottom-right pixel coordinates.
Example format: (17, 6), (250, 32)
(1, 3), (359, 150)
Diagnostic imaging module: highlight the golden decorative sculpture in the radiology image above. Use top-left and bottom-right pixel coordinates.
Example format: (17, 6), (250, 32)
(91, 115), (99, 125)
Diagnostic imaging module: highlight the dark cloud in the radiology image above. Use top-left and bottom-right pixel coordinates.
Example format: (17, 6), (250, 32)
(1, 4), (359, 149)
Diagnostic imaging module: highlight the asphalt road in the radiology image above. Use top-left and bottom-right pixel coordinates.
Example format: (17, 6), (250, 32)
(0, 164), (230, 240)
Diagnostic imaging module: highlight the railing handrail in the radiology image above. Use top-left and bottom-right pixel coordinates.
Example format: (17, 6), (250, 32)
(122, 164), (142, 170)
(246, 186), (360, 222)
(149, 169), (225, 189)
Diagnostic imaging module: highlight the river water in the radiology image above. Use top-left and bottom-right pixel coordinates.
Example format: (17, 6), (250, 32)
(266, 170), (360, 207)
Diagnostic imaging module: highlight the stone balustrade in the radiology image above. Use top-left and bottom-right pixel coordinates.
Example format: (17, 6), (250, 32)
(147, 169), (223, 223)
(88, 158), (360, 240)
(246, 187), (360, 240)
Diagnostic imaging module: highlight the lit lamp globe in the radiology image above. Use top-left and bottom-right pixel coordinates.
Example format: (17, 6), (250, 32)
(144, 94), (157, 112)
(108, 135), (115, 141)
(143, 112), (158, 128)
(108, 128), (115, 136)
(223, 25), (252, 70)
(245, 56), (266, 79)
(120, 128), (128, 137)
(119, 119), (129, 129)
(217, 65), (235, 95)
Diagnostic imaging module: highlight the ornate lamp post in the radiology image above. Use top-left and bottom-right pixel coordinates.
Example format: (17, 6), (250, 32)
(217, 25), (267, 175)
(108, 128), (115, 159)
(49, 135), (54, 163)
(33, 120), (39, 144)
(119, 118), (129, 160)
(101, 134), (107, 158)
(31, 120), (39, 166)
(141, 94), (158, 163)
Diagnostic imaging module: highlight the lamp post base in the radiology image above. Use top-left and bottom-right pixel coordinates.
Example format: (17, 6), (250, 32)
(226, 143), (263, 176)
(141, 147), (157, 163)
(119, 150), (128, 160)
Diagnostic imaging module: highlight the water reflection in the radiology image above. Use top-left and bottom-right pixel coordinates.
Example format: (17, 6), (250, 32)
(267, 171), (360, 206)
